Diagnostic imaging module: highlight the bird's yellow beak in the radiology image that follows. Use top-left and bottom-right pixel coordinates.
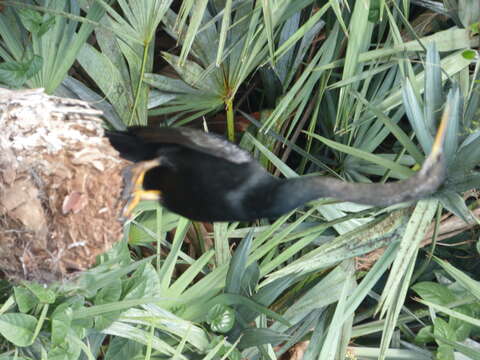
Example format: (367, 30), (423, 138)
(122, 159), (162, 218)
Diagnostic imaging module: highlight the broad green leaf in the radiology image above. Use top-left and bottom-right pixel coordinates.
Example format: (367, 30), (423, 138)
(22, 282), (55, 304)
(0, 313), (37, 347)
(434, 317), (457, 345)
(433, 332), (480, 360)
(415, 325), (434, 344)
(0, 56), (42, 87)
(412, 282), (457, 305)
(51, 304), (74, 347)
(17, 8), (55, 36)
(13, 287), (37, 313)
(105, 337), (143, 360)
(450, 303), (480, 340)
(95, 279), (122, 305)
(436, 344), (455, 360)
(48, 340), (81, 360)
(123, 263), (161, 300)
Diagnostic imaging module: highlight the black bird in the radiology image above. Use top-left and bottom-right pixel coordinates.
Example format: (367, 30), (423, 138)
(106, 111), (448, 222)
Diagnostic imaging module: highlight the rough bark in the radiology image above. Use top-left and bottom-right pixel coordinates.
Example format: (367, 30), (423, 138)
(0, 88), (127, 283)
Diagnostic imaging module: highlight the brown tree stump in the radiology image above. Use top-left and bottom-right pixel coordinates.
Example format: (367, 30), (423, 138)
(0, 88), (127, 283)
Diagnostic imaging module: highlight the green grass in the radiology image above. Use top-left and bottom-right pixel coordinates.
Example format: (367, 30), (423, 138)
(0, 0), (479, 359)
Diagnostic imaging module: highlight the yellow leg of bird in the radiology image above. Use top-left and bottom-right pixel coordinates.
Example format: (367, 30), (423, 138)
(122, 159), (162, 218)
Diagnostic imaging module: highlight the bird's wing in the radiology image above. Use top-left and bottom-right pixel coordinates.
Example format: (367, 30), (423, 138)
(128, 127), (252, 164)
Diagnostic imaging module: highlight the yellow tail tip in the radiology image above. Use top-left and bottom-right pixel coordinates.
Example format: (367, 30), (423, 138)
(431, 105), (449, 156)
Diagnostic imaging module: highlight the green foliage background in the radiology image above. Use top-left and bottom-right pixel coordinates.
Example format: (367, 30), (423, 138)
(0, 0), (479, 359)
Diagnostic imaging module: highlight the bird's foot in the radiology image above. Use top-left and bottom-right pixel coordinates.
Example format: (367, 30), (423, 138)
(120, 159), (162, 219)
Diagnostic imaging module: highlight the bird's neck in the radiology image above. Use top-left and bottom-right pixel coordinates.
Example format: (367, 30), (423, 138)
(261, 176), (332, 218)
(263, 176), (374, 218)
(267, 164), (445, 217)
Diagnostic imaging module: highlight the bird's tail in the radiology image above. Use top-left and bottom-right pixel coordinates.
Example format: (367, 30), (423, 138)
(105, 130), (157, 162)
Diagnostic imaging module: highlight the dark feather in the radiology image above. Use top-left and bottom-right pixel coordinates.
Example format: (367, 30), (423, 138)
(123, 127), (251, 164)
(106, 125), (447, 222)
